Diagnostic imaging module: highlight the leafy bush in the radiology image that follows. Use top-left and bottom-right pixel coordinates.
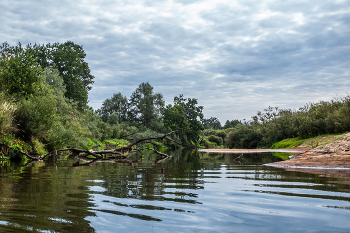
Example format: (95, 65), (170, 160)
(215, 130), (227, 141)
(202, 139), (217, 148)
(207, 135), (223, 146)
(225, 124), (262, 149)
(15, 93), (58, 140)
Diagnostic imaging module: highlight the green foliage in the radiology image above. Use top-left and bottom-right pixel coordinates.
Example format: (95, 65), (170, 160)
(271, 133), (346, 149)
(107, 113), (119, 125)
(271, 152), (293, 160)
(0, 92), (16, 135)
(202, 139), (217, 148)
(224, 96), (350, 148)
(166, 94), (204, 145)
(270, 138), (307, 149)
(31, 138), (48, 155)
(202, 117), (221, 129)
(41, 68), (66, 96)
(15, 92), (59, 140)
(207, 135), (223, 146)
(215, 130), (227, 141)
(225, 124), (262, 149)
(0, 42), (42, 97)
(0, 134), (16, 146)
(84, 138), (103, 151)
(3, 41), (95, 110)
(97, 92), (128, 122)
(223, 119), (241, 129)
(103, 139), (130, 148)
(129, 82), (164, 129)
(37, 41), (94, 109)
(9, 144), (27, 162)
(162, 104), (191, 144)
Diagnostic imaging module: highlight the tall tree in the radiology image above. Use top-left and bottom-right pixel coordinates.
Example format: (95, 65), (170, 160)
(163, 94), (204, 145)
(202, 117), (222, 130)
(0, 42), (42, 97)
(24, 41), (94, 109)
(49, 41), (94, 109)
(223, 119), (241, 129)
(97, 92), (128, 122)
(129, 82), (164, 129)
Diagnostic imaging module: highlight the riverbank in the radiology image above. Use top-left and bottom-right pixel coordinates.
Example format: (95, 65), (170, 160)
(200, 133), (350, 170)
(266, 133), (350, 169)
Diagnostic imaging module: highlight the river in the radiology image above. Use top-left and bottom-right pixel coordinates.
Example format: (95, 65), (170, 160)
(0, 150), (349, 232)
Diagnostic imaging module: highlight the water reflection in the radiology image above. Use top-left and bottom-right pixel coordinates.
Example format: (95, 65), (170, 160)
(0, 151), (350, 232)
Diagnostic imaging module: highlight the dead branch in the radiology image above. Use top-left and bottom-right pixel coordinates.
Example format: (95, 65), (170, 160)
(1, 130), (180, 162)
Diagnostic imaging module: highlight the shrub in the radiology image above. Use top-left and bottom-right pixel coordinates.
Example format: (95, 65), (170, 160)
(225, 124), (262, 149)
(208, 135), (223, 146)
(216, 130), (227, 141)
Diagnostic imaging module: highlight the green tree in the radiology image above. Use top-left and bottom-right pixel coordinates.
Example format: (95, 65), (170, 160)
(223, 119), (241, 129)
(202, 117), (222, 129)
(162, 104), (191, 144)
(49, 41), (94, 109)
(129, 82), (164, 129)
(97, 92), (128, 122)
(0, 42), (42, 97)
(163, 94), (204, 145)
(23, 41), (94, 109)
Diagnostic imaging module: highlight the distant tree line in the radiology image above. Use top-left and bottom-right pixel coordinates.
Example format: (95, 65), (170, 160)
(223, 99), (350, 148)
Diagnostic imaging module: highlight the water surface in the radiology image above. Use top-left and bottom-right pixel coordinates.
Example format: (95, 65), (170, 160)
(0, 151), (349, 232)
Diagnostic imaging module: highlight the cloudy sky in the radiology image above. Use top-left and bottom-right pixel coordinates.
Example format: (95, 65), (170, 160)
(1, 0), (349, 123)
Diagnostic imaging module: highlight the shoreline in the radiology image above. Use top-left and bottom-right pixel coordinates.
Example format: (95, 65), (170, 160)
(199, 133), (350, 170)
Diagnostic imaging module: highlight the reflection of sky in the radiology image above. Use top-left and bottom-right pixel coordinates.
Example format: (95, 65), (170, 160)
(86, 161), (350, 232)
(1, 0), (350, 122)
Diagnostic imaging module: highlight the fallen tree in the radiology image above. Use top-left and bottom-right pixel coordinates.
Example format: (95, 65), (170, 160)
(0, 131), (179, 163)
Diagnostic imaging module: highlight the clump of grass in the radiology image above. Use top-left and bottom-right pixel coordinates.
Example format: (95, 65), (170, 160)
(271, 138), (307, 149)
(271, 133), (348, 149)
(0, 98), (17, 135)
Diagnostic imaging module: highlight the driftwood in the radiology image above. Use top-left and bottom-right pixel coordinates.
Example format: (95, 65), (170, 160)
(0, 131), (180, 163)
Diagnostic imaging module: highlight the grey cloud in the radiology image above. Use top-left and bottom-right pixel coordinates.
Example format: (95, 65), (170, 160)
(1, 0), (349, 122)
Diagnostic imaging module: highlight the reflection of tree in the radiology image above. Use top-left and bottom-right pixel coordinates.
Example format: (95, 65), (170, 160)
(0, 161), (96, 232)
(1, 150), (350, 231)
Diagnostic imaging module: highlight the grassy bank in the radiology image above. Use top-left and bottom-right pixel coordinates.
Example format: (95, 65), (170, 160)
(270, 132), (349, 149)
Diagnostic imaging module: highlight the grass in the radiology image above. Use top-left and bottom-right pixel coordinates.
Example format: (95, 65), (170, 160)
(270, 133), (348, 149)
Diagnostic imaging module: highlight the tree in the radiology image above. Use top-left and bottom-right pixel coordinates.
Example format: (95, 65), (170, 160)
(129, 82), (164, 129)
(0, 42), (42, 97)
(1, 41), (95, 109)
(163, 94), (204, 145)
(97, 92), (128, 122)
(49, 41), (94, 109)
(162, 104), (191, 144)
(223, 119), (241, 129)
(202, 117), (222, 130)
(22, 41), (94, 109)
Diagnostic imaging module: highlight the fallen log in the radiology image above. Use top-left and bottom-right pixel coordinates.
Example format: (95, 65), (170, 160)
(1, 131), (180, 162)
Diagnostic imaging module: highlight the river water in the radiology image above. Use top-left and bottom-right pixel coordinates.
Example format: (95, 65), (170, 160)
(0, 150), (349, 233)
